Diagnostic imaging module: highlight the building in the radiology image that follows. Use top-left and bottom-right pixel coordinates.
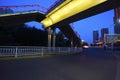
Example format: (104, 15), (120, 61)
(114, 7), (120, 34)
(100, 28), (109, 43)
(93, 30), (99, 43)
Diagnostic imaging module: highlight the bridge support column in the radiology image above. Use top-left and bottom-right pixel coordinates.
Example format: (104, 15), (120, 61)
(71, 38), (73, 48)
(48, 27), (51, 48)
(53, 29), (56, 48)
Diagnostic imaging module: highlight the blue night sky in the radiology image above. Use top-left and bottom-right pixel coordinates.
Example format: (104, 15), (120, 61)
(0, 0), (115, 44)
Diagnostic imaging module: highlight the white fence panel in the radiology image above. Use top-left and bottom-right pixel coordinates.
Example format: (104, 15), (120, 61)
(0, 46), (82, 57)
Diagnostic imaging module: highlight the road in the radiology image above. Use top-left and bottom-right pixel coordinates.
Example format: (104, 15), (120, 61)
(0, 47), (119, 80)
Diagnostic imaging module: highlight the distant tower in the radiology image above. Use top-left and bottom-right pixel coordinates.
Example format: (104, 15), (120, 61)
(100, 28), (109, 43)
(114, 7), (120, 34)
(93, 30), (99, 43)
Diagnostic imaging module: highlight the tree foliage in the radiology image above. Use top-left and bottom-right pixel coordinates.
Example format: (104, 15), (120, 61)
(0, 7), (71, 47)
(0, 24), (48, 46)
(56, 31), (70, 47)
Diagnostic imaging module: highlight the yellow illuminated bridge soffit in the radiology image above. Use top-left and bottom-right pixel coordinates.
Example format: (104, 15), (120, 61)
(41, 0), (107, 28)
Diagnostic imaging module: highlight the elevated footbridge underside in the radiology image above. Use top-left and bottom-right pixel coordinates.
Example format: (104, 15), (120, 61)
(50, 0), (120, 28)
(1, 0), (120, 46)
(59, 25), (81, 46)
(0, 11), (80, 46)
(0, 11), (45, 27)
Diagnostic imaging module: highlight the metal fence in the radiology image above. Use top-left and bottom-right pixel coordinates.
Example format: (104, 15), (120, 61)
(0, 46), (82, 57)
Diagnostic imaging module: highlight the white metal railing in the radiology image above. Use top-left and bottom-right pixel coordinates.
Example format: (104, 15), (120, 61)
(0, 10), (45, 17)
(0, 46), (82, 57)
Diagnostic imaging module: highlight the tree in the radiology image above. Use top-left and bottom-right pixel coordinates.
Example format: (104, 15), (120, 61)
(56, 31), (69, 47)
(0, 24), (48, 46)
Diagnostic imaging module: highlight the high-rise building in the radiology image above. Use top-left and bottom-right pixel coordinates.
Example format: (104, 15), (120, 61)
(114, 7), (120, 34)
(101, 28), (109, 38)
(100, 28), (109, 43)
(93, 30), (99, 43)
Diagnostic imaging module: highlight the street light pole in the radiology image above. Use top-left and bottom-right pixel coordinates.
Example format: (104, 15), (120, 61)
(109, 24), (115, 34)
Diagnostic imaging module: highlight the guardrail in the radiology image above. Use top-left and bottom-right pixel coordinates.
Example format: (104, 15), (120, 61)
(0, 10), (45, 17)
(0, 46), (82, 57)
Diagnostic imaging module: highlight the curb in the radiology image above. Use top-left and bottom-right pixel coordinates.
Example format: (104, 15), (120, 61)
(0, 52), (80, 61)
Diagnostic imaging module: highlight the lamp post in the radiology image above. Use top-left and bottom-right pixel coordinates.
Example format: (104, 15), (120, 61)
(108, 18), (120, 34)
(109, 19), (120, 50)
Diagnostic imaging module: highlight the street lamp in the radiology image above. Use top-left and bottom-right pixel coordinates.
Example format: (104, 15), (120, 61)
(119, 19), (120, 23)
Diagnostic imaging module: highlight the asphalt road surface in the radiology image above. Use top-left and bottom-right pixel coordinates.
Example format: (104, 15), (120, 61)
(0, 48), (118, 80)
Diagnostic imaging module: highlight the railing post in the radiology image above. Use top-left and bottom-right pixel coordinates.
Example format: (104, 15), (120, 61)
(74, 47), (77, 53)
(52, 29), (56, 48)
(48, 27), (51, 48)
(59, 48), (60, 53)
(68, 47), (71, 54)
(15, 47), (18, 58)
(41, 48), (43, 56)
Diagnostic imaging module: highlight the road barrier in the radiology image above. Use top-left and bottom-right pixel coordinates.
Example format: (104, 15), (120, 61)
(0, 46), (82, 57)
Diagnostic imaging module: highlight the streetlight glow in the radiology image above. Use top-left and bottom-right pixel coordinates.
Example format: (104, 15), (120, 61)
(119, 19), (120, 23)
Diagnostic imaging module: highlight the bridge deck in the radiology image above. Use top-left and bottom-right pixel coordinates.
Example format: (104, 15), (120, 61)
(0, 11), (45, 27)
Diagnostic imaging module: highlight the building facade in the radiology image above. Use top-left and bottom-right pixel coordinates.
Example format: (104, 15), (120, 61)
(93, 30), (99, 43)
(100, 28), (109, 43)
(114, 7), (120, 34)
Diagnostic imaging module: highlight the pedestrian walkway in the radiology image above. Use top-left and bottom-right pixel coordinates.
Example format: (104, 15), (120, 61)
(112, 51), (120, 80)
(103, 49), (120, 80)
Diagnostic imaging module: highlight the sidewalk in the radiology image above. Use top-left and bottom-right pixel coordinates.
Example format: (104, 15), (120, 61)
(105, 49), (120, 59)
(113, 51), (120, 80)
(112, 52), (119, 60)
(105, 50), (120, 80)
(112, 51), (120, 59)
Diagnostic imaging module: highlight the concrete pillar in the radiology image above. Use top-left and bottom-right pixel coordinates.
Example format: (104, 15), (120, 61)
(48, 27), (51, 48)
(53, 29), (56, 48)
(115, 61), (120, 80)
(104, 34), (106, 45)
(71, 38), (73, 47)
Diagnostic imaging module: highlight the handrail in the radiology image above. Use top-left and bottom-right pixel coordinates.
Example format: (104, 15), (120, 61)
(0, 10), (45, 17)
(0, 46), (82, 57)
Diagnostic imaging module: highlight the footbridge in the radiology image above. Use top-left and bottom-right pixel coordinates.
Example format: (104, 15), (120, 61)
(0, 11), (45, 27)
(0, 4), (80, 47)
(1, 0), (120, 47)
(42, 0), (120, 28)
